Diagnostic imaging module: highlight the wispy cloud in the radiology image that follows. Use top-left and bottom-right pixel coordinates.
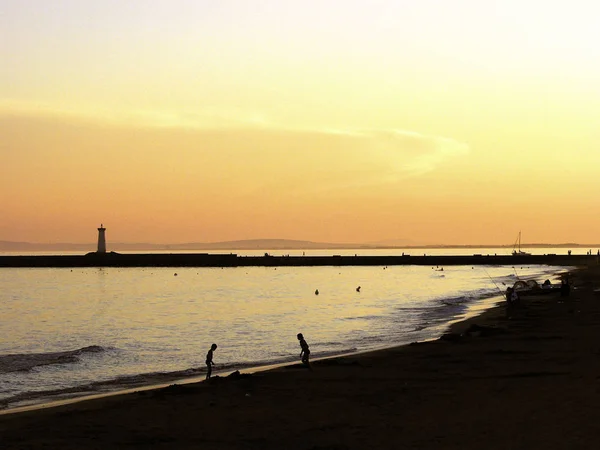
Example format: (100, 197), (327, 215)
(1, 103), (469, 194)
(362, 129), (470, 178)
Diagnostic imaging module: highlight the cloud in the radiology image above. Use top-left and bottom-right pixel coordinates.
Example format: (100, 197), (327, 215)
(0, 100), (272, 130)
(247, 127), (470, 193)
(346, 128), (469, 176)
(173, 126), (470, 196)
(1, 104), (469, 196)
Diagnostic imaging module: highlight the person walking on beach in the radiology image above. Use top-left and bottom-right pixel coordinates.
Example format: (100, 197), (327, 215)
(205, 343), (217, 380)
(297, 333), (311, 368)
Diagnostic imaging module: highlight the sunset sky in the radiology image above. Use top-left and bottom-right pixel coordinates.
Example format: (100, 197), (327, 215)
(2, 0), (600, 245)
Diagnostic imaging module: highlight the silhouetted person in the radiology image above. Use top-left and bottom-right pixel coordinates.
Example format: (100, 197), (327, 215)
(560, 279), (571, 298)
(297, 333), (310, 367)
(511, 289), (520, 304)
(205, 343), (217, 380)
(505, 287), (519, 305)
(505, 287), (514, 303)
(315, 289), (319, 295)
(356, 286), (361, 292)
(505, 287), (516, 318)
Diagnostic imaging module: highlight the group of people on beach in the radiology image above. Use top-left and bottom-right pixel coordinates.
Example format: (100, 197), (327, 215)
(505, 277), (571, 308)
(204, 333), (311, 380)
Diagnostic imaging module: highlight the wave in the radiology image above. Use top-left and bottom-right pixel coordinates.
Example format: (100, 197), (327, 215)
(0, 348), (360, 409)
(340, 315), (383, 321)
(413, 289), (504, 332)
(0, 345), (106, 374)
(437, 289), (502, 306)
(0, 366), (207, 409)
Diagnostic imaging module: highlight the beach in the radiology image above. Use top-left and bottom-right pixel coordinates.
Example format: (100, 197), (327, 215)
(1, 265), (600, 449)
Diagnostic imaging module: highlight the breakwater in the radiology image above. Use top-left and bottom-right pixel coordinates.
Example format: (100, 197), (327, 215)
(0, 252), (595, 268)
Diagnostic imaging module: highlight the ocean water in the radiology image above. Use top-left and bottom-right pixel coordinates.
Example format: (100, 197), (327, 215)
(0, 248), (571, 410)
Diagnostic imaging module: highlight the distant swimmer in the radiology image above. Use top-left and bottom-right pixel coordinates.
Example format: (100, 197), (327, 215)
(356, 286), (361, 292)
(205, 343), (217, 380)
(315, 289), (319, 295)
(297, 333), (311, 368)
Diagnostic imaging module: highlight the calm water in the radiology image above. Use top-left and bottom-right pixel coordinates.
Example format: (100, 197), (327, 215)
(0, 248), (571, 410)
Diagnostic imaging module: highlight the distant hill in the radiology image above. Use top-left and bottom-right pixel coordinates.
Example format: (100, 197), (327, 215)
(366, 238), (422, 247)
(1, 239), (598, 253)
(165, 239), (365, 250)
(0, 241), (95, 252)
(0, 239), (370, 252)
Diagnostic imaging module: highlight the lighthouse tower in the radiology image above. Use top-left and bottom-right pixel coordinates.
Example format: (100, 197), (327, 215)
(97, 224), (106, 253)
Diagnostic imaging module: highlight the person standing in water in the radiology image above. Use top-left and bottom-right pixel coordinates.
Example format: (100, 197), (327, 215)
(205, 343), (217, 380)
(297, 333), (310, 368)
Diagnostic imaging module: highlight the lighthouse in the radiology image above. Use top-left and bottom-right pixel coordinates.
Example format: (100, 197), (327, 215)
(97, 224), (106, 253)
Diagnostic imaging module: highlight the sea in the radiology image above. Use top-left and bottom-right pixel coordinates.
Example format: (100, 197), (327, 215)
(0, 247), (574, 411)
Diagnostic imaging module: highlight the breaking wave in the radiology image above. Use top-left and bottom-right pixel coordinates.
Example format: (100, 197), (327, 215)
(0, 346), (106, 374)
(0, 348), (359, 409)
(437, 289), (501, 306)
(412, 289), (504, 332)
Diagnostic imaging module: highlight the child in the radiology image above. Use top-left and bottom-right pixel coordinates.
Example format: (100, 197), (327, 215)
(297, 333), (310, 367)
(205, 343), (217, 380)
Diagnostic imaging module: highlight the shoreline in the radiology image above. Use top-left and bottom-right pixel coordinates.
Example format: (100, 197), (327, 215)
(0, 263), (568, 414)
(2, 265), (597, 449)
(0, 288), (509, 416)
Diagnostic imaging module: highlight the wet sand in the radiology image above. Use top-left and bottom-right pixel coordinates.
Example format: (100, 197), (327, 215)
(2, 265), (600, 449)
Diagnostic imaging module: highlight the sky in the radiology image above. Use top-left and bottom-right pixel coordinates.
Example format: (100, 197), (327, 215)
(2, 0), (600, 245)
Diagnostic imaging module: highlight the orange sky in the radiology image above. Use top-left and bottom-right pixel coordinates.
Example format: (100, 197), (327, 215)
(2, 1), (600, 245)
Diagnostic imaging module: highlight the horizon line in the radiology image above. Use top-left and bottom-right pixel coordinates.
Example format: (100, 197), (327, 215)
(2, 238), (600, 250)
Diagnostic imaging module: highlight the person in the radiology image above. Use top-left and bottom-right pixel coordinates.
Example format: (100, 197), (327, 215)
(297, 333), (310, 367)
(511, 289), (519, 304)
(560, 278), (571, 298)
(205, 343), (217, 380)
(505, 287), (516, 318)
(505, 287), (519, 305)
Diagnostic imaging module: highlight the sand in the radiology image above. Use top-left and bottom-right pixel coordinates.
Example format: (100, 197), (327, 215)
(2, 265), (600, 449)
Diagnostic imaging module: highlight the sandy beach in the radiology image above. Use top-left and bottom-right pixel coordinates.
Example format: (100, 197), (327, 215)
(2, 264), (600, 449)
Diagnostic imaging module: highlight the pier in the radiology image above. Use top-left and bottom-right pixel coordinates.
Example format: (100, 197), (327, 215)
(0, 253), (595, 268)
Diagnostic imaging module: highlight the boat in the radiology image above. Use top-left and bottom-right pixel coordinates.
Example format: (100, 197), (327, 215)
(512, 231), (531, 256)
